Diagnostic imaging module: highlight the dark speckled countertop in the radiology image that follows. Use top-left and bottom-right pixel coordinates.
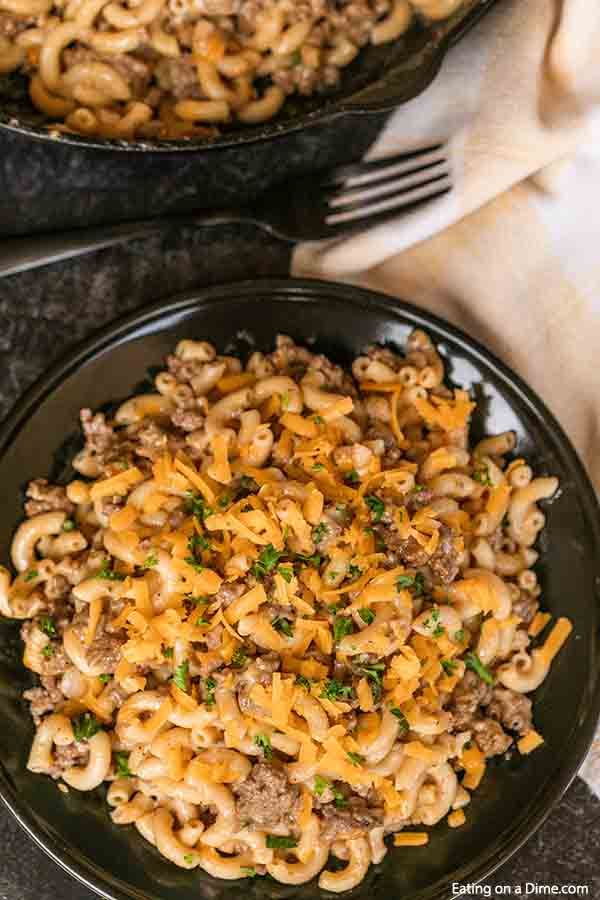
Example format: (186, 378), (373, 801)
(0, 122), (599, 899)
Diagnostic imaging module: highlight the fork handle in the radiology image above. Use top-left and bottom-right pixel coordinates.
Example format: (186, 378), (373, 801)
(0, 210), (270, 279)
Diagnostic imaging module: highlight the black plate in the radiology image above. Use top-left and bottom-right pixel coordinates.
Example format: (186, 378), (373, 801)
(0, 278), (598, 900)
(0, 0), (500, 152)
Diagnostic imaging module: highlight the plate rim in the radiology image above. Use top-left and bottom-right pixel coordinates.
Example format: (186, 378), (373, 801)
(0, 275), (599, 900)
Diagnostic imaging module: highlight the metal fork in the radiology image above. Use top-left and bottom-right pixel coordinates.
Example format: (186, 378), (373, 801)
(0, 141), (450, 278)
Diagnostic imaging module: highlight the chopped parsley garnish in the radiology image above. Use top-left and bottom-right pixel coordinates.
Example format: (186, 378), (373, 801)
(72, 712), (101, 742)
(424, 606), (445, 639)
(312, 463), (325, 472)
(296, 675), (312, 690)
(41, 644), (54, 658)
(277, 565), (293, 583)
(290, 49), (302, 66)
(347, 751), (364, 766)
(24, 570), (38, 582)
(98, 560), (125, 581)
(358, 607), (374, 625)
(39, 615), (57, 638)
(396, 572), (426, 596)
(266, 835), (297, 850)
(188, 533), (210, 554)
(280, 391), (290, 410)
(252, 544), (282, 578)
(142, 552), (158, 569)
(231, 647), (247, 668)
(295, 552), (322, 568)
(390, 707), (409, 733)
(98, 673), (111, 684)
(115, 752), (132, 777)
(272, 617), (294, 638)
(441, 659), (458, 676)
(204, 676), (216, 706)
(238, 475), (258, 494)
(313, 415), (325, 425)
(327, 571), (339, 582)
(196, 616), (210, 626)
(327, 602), (342, 615)
(345, 469), (360, 484)
(473, 464), (493, 487)
(454, 629), (465, 644)
(163, 646), (174, 658)
(185, 491), (213, 521)
(183, 854), (195, 865)
(254, 733), (273, 760)
(347, 564), (363, 580)
(312, 522), (329, 544)
(241, 867), (257, 877)
(313, 775), (329, 796)
(357, 662), (385, 699)
(332, 785), (347, 808)
(333, 616), (354, 642)
(465, 652), (494, 685)
(173, 660), (189, 693)
(321, 680), (353, 702)
(365, 494), (385, 523)
(218, 493), (231, 509)
(189, 595), (209, 606)
(413, 484), (426, 493)
(184, 556), (204, 573)
(62, 519), (76, 532)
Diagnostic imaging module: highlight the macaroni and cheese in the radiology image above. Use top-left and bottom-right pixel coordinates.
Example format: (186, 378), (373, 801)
(1, 330), (571, 891)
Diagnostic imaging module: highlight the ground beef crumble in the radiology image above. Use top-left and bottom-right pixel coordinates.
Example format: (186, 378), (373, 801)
(233, 761), (300, 830)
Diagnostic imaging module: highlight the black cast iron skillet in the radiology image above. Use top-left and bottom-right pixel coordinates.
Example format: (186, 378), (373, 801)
(0, 277), (598, 900)
(0, 0), (499, 152)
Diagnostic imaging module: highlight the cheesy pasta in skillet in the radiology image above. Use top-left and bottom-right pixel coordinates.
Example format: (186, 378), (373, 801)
(0, 0), (465, 140)
(1, 330), (571, 891)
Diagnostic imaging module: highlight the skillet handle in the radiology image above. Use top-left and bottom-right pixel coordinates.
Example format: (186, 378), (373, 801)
(0, 212), (255, 279)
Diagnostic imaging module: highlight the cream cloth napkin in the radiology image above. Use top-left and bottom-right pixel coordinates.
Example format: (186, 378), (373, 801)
(293, 0), (600, 795)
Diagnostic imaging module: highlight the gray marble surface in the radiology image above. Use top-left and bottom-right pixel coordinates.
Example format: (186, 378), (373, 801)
(0, 126), (599, 898)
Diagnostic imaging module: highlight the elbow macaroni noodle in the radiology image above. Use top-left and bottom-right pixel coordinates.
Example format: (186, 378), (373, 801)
(2, 0), (465, 140)
(3, 328), (571, 890)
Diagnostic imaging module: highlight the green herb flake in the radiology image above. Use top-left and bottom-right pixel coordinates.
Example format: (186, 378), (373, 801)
(72, 712), (101, 742)
(312, 463), (325, 472)
(441, 659), (458, 676)
(204, 676), (216, 707)
(296, 674), (311, 690)
(396, 572), (426, 597)
(313, 415), (325, 425)
(98, 673), (111, 684)
(241, 866), (257, 877)
(465, 652), (494, 685)
(39, 615), (57, 638)
(173, 660), (189, 693)
(41, 644), (54, 658)
(272, 617), (294, 638)
(24, 570), (38, 582)
(218, 493), (231, 509)
(347, 564), (362, 580)
(115, 751), (132, 777)
(184, 556), (204, 573)
(312, 522), (329, 544)
(183, 854), (195, 865)
(390, 707), (409, 733)
(277, 565), (293, 583)
(473, 464), (493, 487)
(266, 835), (297, 850)
(454, 629), (465, 644)
(333, 616), (354, 642)
(188, 533), (210, 554)
(185, 491), (214, 521)
(296, 552), (322, 568)
(62, 519), (76, 532)
(347, 751), (364, 766)
(254, 733), (273, 759)
(142, 552), (158, 569)
(345, 469), (360, 484)
(98, 560), (125, 581)
(163, 646), (174, 658)
(313, 775), (329, 796)
(327, 571), (339, 583)
(252, 543), (282, 578)
(231, 647), (247, 668)
(332, 785), (347, 808)
(365, 494), (385, 523)
(320, 680), (353, 702)
(358, 607), (375, 625)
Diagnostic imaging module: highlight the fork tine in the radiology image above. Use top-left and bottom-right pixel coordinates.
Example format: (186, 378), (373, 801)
(322, 141), (446, 186)
(323, 185), (451, 236)
(326, 172), (451, 223)
(328, 159), (449, 209)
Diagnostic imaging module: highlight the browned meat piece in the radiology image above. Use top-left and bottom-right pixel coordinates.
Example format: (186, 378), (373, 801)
(472, 719), (512, 758)
(23, 676), (65, 724)
(486, 687), (532, 736)
(44, 575), (71, 602)
(80, 408), (115, 453)
(155, 56), (202, 99)
(171, 408), (205, 432)
(25, 479), (74, 518)
(377, 521), (460, 585)
(86, 631), (125, 673)
(0, 12), (34, 36)
(49, 742), (90, 778)
(212, 581), (247, 610)
(511, 591), (539, 626)
(233, 762), (300, 830)
(364, 422), (403, 469)
(131, 421), (169, 460)
(236, 653), (280, 715)
(100, 495), (124, 518)
(318, 795), (384, 842)
(406, 488), (435, 513)
(448, 670), (493, 730)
